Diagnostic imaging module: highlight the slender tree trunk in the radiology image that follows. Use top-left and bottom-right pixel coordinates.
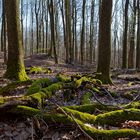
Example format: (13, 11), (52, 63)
(25, 0), (28, 56)
(128, 0), (136, 68)
(21, 0), (24, 47)
(74, 0), (78, 63)
(45, 0), (49, 54)
(122, 0), (129, 69)
(89, 0), (95, 63)
(59, 0), (68, 63)
(80, 0), (86, 65)
(35, 0), (41, 54)
(2, 0), (7, 63)
(136, 0), (140, 69)
(49, 0), (58, 63)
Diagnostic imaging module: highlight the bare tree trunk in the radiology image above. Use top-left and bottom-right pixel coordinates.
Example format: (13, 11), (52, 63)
(49, 0), (58, 63)
(128, 0), (136, 68)
(2, 0), (7, 63)
(89, 0), (95, 63)
(35, 0), (41, 54)
(96, 0), (113, 84)
(122, 0), (129, 69)
(136, 0), (140, 69)
(80, 0), (86, 65)
(4, 0), (28, 81)
(30, 1), (34, 55)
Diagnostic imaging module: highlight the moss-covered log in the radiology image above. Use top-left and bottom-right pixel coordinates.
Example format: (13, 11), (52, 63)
(1, 105), (140, 140)
(63, 107), (140, 127)
(66, 103), (118, 114)
(95, 108), (140, 126)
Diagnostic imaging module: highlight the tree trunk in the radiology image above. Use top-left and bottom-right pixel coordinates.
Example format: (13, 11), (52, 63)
(89, 0), (95, 63)
(80, 0), (86, 65)
(136, 0), (140, 69)
(49, 0), (58, 63)
(128, 0), (136, 69)
(96, 0), (113, 84)
(4, 0), (29, 81)
(122, 0), (129, 69)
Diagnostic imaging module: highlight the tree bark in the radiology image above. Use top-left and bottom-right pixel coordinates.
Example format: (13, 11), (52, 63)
(96, 0), (113, 84)
(4, 0), (29, 81)
(122, 0), (129, 69)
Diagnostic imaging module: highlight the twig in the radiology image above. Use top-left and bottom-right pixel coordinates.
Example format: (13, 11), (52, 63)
(87, 89), (108, 107)
(70, 113), (94, 140)
(123, 92), (140, 107)
(47, 99), (69, 117)
(87, 89), (126, 111)
(47, 99), (94, 140)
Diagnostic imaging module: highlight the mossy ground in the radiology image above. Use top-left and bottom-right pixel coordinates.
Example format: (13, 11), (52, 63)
(1, 74), (140, 139)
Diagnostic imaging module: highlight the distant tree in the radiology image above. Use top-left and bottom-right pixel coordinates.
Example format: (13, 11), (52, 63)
(128, 0), (136, 68)
(96, 0), (113, 84)
(89, 0), (95, 63)
(136, 0), (140, 69)
(49, 0), (58, 63)
(4, 0), (29, 81)
(65, 0), (72, 63)
(80, 0), (86, 65)
(35, 0), (41, 53)
(1, 0), (7, 63)
(122, 0), (129, 69)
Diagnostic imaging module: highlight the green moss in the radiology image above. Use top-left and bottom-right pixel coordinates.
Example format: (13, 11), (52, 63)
(125, 101), (140, 109)
(81, 92), (92, 105)
(29, 92), (46, 104)
(75, 77), (89, 88)
(92, 87), (105, 96)
(0, 80), (32, 96)
(5, 64), (29, 81)
(80, 123), (140, 140)
(27, 78), (53, 95)
(56, 73), (71, 82)
(0, 97), (4, 105)
(127, 82), (135, 87)
(95, 108), (140, 126)
(7, 105), (73, 124)
(30, 66), (43, 74)
(4, 105), (140, 139)
(41, 82), (63, 94)
(63, 107), (96, 123)
(66, 104), (117, 114)
(91, 78), (102, 85)
(95, 73), (113, 85)
(28, 66), (53, 74)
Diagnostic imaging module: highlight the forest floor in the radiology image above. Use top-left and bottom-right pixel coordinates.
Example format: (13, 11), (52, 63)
(0, 53), (140, 140)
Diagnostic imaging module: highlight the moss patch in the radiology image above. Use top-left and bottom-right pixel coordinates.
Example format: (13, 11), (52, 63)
(27, 66), (53, 74)
(0, 80), (32, 96)
(81, 92), (92, 105)
(27, 78), (53, 95)
(95, 108), (140, 126)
